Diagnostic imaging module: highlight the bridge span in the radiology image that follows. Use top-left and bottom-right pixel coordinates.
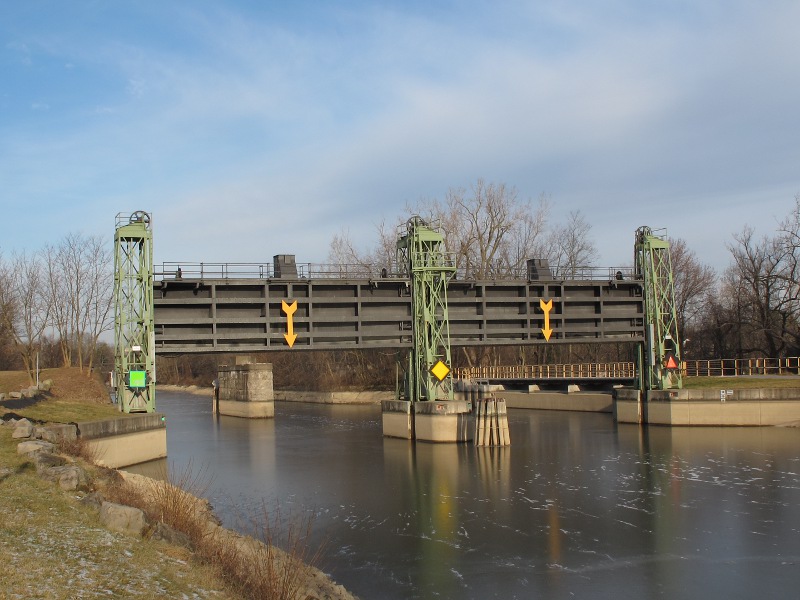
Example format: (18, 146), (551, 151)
(153, 258), (645, 354)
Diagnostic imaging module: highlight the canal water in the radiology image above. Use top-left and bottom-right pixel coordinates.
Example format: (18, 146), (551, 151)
(131, 391), (800, 600)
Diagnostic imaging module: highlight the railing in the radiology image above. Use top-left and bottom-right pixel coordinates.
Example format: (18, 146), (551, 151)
(155, 261), (638, 282)
(156, 262), (401, 280)
(682, 357), (800, 376)
(455, 362), (637, 381)
(456, 357), (800, 381)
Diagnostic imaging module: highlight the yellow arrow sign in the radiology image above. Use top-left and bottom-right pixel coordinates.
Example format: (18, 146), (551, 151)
(540, 298), (553, 341)
(281, 300), (297, 347)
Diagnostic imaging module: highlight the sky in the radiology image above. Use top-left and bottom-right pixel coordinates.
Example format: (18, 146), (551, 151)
(2, 0), (799, 274)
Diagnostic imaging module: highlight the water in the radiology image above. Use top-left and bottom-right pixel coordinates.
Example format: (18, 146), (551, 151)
(131, 391), (800, 599)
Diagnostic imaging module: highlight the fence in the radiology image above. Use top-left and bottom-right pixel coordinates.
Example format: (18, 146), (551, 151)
(457, 357), (800, 381)
(455, 362), (637, 381)
(682, 357), (800, 377)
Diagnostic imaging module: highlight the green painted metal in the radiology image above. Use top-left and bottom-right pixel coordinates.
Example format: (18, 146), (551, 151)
(113, 211), (156, 413)
(634, 226), (682, 391)
(396, 217), (456, 402)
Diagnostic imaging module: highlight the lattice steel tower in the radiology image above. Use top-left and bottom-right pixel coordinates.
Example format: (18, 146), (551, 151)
(397, 217), (456, 402)
(113, 211), (156, 412)
(635, 226), (682, 390)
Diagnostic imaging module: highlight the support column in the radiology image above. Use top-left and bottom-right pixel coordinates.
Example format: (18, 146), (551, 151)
(217, 361), (275, 418)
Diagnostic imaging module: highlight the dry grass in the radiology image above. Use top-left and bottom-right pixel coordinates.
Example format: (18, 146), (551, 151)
(55, 433), (100, 463)
(0, 427), (235, 599)
(0, 367), (122, 423)
(101, 463), (328, 600)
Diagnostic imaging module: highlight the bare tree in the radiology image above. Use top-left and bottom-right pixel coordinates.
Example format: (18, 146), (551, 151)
(407, 179), (551, 278)
(326, 218), (400, 277)
(43, 233), (114, 374)
(725, 226), (795, 357)
(548, 210), (598, 277)
(668, 237), (716, 348)
(3, 252), (51, 382)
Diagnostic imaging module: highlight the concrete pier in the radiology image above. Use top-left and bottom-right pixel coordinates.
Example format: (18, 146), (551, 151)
(78, 413), (167, 468)
(414, 401), (473, 443)
(615, 387), (800, 426)
(216, 361), (275, 418)
(382, 400), (413, 439)
(381, 400), (474, 442)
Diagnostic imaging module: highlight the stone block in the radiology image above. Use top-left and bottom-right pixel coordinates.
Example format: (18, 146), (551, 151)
(12, 423), (33, 439)
(41, 465), (90, 491)
(41, 423), (78, 443)
(16, 440), (56, 455)
(33, 452), (67, 471)
(100, 501), (146, 536)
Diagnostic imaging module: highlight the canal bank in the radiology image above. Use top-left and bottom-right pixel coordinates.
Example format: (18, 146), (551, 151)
(135, 390), (800, 600)
(615, 387), (800, 426)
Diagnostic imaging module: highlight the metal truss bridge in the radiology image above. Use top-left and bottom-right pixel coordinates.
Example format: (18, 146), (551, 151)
(153, 258), (645, 354)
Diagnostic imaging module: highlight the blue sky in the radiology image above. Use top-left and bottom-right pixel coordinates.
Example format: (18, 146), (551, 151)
(2, 1), (799, 272)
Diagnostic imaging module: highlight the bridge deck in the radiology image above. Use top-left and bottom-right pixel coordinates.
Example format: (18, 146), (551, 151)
(154, 276), (645, 353)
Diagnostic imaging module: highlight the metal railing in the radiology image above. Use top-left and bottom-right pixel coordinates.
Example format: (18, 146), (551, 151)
(456, 357), (800, 382)
(156, 261), (638, 282)
(156, 262), (402, 280)
(682, 357), (800, 377)
(455, 362), (637, 381)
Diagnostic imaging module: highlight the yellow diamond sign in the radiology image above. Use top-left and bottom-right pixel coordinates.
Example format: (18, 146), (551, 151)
(430, 360), (451, 382)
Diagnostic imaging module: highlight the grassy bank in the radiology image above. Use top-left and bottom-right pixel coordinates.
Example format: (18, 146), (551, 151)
(0, 426), (236, 598)
(0, 367), (122, 423)
(1, 368), (358, 600)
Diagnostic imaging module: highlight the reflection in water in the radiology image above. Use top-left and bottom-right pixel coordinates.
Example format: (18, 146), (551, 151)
(129, 392), (800, 600)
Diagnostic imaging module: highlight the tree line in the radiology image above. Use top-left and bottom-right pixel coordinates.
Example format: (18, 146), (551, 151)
(4, 183), (799, 390)
(0, 233), (114, 383)
(329, 179), (800, 367)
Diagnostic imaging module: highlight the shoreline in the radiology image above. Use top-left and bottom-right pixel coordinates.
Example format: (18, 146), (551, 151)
(156, 383), (392, 404)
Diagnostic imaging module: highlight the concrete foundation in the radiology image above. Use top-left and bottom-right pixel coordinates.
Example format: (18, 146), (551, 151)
(78, 413), (167, 468)
(614, 387), (800, 426)
(216, 362), (274, 418)
(381, 400), (473, 442)
(413, 401), (473, 443)
(382, 400), (413, 439)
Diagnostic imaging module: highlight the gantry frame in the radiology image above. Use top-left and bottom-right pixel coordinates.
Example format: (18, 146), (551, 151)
(396, 217), (457, 402)
(113, 211), (156, 412)
(634, 226), (682, 391)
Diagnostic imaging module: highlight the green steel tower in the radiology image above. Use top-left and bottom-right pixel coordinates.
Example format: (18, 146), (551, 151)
(113, 211), (156, 412)
(635, 226), (682, 391)
(397, 217), (456, 402)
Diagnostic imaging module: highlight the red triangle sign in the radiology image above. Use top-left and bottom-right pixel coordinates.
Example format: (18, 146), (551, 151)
(665, 354), (679, 370)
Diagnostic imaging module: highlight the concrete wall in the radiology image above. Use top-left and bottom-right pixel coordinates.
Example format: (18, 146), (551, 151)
(615, 387), (800, 426)
(78, 413), (167, 468)
(413, 401), (473, 443)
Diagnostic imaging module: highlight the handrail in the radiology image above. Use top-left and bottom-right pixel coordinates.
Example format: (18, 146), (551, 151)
(682, 357), (800, 376)
(455, 362), (637, 380)
(155, 261), (637, 281)
(455, 357), (800, 380)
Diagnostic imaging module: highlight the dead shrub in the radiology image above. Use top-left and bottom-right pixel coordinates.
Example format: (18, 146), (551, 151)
(100, 461), (324, 600)
(56, 434), (98, 464)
